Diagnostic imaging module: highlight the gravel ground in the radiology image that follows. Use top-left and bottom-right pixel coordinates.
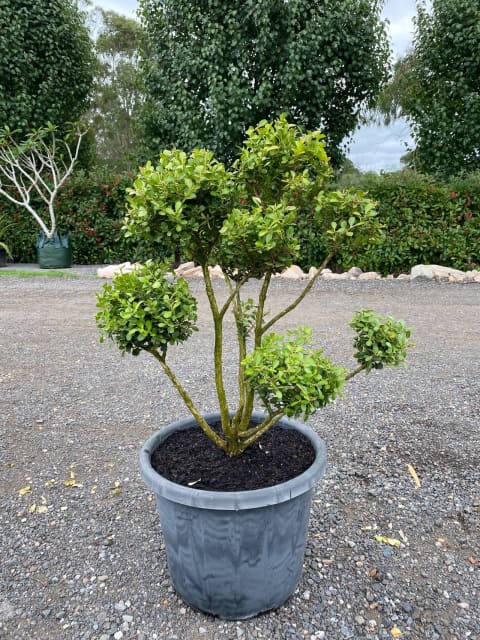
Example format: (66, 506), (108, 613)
(1, 271), (479, 640)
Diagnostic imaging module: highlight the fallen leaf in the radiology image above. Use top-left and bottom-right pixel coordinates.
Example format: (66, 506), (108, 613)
(29, 504), (48, 514)
(407, 464), (421, 488)
(111, 481), (122, 495)
(391, 627), (403, 638)
(18, 486), (32, 496)
(44, 479), (57, 487)
(468, 556), (477, 565)
(64, 471), (83, 488)
(375, 535), (402, 548)
(368, 568), (378, 577)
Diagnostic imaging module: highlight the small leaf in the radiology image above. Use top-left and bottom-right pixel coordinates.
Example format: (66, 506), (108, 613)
(407, 463), (421, 488)
(18, 486), (32, 495)
(64, 471), (83, 488)
(391, 627), (403, 637)
(375, 535), (402, 548)
(29, 504), (48, 514)
(111, 481), (122, 495)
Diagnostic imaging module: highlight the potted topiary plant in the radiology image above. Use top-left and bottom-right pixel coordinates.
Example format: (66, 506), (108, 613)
(96, 116), (412, 619)
(0, 123), (86, 268)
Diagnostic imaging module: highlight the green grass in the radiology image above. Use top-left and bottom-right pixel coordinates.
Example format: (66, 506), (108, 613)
(0, 269), (79, 279)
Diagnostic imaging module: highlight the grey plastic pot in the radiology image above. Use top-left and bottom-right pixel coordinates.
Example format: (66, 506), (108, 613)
(139, 411), (327, 620)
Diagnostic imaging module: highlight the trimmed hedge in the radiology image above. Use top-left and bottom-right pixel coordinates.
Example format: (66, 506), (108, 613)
(2, 166), (480, 274)
(298, 170), (480, 275)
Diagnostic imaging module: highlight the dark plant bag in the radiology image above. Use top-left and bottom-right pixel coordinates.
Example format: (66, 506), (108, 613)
(36, 232), (72, 269)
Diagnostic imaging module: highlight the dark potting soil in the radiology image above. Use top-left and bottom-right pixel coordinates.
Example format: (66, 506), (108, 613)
(151, 423), (316, 491)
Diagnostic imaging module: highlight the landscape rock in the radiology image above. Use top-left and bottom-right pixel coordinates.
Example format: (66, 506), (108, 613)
(347, 266), (363, 277)
(410, 264), (466, 281)
(175, 261), (195, 276)
(96, 262), (139, 279)
(463, 270), (480, 283)
(278, 265), (307, 280)
(180, 266), (203, 277)
(321, 272), (350, 280)
(208, 265), (224, 278)
(94, 261), (480, 285)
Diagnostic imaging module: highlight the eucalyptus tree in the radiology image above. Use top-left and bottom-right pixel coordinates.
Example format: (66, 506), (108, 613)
(90, 8), (146, 170)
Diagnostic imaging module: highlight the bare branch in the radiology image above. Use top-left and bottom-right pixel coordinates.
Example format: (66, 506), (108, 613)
(0, 125), (86, 238)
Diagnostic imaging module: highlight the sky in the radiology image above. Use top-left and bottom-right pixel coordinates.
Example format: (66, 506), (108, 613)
(94, 0), (418, 172)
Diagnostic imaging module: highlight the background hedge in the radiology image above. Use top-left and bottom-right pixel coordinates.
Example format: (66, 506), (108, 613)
(2, 168), (146, 264)
(2, 168), (480, 273)
(297, 170), (480, 275)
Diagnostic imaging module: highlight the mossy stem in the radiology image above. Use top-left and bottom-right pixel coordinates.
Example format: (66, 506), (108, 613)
(149, 349), (227, 452)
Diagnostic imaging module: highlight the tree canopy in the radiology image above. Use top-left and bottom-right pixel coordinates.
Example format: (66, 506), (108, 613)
(89, 8), (146, 170)
(138, 0), (390, 167)
(0, 0), (95, 132)
(376, 0), (480, 176)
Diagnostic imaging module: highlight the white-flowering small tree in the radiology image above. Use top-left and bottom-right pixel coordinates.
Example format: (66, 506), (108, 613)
(0, 123), (86, 239)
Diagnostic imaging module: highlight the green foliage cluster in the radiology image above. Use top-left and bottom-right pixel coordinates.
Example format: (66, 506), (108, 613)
(376, 0), (480, 176)
(1, 168), (140, 264)
(96, 117), (412, 456)
(242, 328), (346, 420)
(350, 311), (412, 373)
(330, 170), (480, 275)
(97, 261), (198, 356)
(0, 0), (95, 134)
(139, 0), (390, 166)
(0, 213), (13, 258)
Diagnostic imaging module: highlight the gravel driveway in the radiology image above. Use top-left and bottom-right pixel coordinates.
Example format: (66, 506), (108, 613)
(1, 272), (479, 640)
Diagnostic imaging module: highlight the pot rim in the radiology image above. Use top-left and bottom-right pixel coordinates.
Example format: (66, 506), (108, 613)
(139, 411), (327, 510)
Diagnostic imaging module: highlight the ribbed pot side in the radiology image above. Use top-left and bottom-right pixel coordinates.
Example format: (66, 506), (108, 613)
(139, 412), (327, 620)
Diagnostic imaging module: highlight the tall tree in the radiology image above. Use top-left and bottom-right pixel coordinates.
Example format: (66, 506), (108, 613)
(0, 0), (95, 133)
(90, 9), (146, 170)
(139, 0), (390, 167)
(376, 0), (480, 176)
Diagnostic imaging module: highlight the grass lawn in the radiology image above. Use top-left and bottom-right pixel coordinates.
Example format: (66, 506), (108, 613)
(0, 269), (79, 278)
